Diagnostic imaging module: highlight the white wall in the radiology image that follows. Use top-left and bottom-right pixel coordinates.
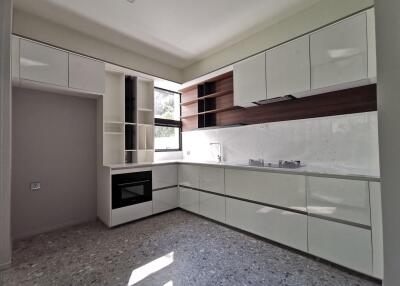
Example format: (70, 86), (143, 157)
(13, 9), (183, 83)
(12, 87), (97, 239)
(375, 1), (400, 285)
(182, 0), (374, 81)
(182, 112), (379, 176)
(0, 0), (12, 270)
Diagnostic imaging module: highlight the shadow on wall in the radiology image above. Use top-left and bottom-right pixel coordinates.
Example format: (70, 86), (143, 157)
(11, 87), (97, 239)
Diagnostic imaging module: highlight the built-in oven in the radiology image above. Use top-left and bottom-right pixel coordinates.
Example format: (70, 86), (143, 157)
(112, 171), (152, 209)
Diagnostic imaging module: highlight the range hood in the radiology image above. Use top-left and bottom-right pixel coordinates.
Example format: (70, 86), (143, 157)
(254, 95), (295, 105)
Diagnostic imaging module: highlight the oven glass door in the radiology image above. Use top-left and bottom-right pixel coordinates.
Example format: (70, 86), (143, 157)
(112, 171), (152, 209)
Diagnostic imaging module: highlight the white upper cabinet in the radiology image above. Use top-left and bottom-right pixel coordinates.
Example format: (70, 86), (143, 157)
(69, 54), (105, 94)
(367, 9), (377, 80)
(20, 39), (68, 87)
(233, 53), (266, 107)
(12, 36), (20, 80)
(266, 36), (310, 99)
(310, 13), (368, 90)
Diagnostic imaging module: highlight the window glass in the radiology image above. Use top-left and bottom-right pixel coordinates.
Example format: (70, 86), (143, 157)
(154, 126), (180, 150)
(154, 89), (180, 121)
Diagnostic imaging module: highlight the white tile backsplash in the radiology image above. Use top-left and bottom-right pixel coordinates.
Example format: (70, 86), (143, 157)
(182, 112), (380, 175)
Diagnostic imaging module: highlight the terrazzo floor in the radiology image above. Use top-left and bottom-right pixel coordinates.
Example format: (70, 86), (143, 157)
(0, 210), (381, 286)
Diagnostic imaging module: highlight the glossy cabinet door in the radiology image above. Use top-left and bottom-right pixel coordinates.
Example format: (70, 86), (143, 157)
(266, 36), (310, 99)
(199, 166), (224, 194)
(369, 182), (383, 279)
(152, 164), (178, 189)
(178, 164), (200, 188)
(367, 9), (377, 80)
(225, 168), (306, 211)
(310, 13), (368, 90)
(69, 53), (105, 94)
(153, 187), (179, 214)
(12, 36), (19, 80)
(20, 39), (68, 87)
(307, 177), (370, 226)
(233, 53), (266, 107)
(199, 192), (225, 223)
(179, 187), (199, 214)
(308, 216), (372, 275)
(226, 198), (307, 251)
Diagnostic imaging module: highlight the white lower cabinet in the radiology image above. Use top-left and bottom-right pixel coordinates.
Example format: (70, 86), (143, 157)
(308, 216), (372, 275)
(179, 187), (199, 214)
(178, 164), (200, 189)
(111, 201), (153, 227)
(199, 166), (225, 194)
(152, 164), (178, 190)
(369, 182), (383, 279)
(307, 176), (371, 226)
(226, 198), (308, 251)
(225, 168), (306, 211)
(199, 192), (225, 223)
(152, 187), (179, 214)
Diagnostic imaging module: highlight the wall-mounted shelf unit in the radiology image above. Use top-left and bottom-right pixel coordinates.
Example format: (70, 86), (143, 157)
(180, 71), (237, 130)
(99, 68), (154, 165)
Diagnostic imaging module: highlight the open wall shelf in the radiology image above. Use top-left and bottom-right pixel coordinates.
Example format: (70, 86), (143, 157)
(180, 71), (236, 130)
(101, 70), (155, 165)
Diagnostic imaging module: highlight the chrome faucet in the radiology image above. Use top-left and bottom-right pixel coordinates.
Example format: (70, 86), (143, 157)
(210, 142), (223, 163)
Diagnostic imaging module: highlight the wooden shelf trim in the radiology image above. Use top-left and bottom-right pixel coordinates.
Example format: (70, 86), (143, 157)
(181, 106), (240, 119)
(180, 89), (233, 106)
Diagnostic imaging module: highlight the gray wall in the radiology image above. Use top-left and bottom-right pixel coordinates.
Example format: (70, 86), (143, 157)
(12, 87), (97, 239)
(0, 0), (12, 269)
(376, 1), (400, 285)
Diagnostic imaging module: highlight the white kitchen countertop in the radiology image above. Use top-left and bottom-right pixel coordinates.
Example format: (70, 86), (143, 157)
(105, 160), (380, 182)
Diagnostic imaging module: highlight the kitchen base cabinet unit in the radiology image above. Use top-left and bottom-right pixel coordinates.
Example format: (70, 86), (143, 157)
(226, 198), (308, 252)
(199, 192), (226, 223)
(225, 168), (306, 211)
(178, 164), (200, 189)
(152, 164), (178, 190)
(199, 166), (225, 194)
(307, 176), (371, 226)
(179, 187), (200, 214)
(111, 202), (153, 226)
(308, 216), (373, 276)
(153, 187), (179, 214)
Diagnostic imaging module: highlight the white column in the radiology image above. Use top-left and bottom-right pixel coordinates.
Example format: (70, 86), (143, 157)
(375, 1), (400, 285)
(0, 0), (12, 269)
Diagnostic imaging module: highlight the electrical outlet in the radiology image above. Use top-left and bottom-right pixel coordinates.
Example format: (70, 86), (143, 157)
(186, 150), (191, 156)
(30, 182), (41, 191)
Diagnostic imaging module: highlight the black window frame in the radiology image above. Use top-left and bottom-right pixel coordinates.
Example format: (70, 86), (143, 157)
(154, 87), (182, 152)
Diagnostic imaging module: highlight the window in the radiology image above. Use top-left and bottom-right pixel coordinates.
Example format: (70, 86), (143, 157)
(154, 87), (181, 151)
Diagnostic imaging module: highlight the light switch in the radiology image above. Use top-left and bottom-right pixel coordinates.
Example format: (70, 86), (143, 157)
(30, 182), (41, 191)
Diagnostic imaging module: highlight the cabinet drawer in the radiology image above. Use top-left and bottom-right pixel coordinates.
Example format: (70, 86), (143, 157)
(178, 164), (200, 188)
(307, 177), (370, 225)
(69, 54), (105, 94)
(308, 216), (372, 275)
(179, 187), (199, 214)
(225, 169), (306, 211)
(310, 13), (368, 90)
(20, 39), (68, 87)
(199, 166), (224, 194)
(152, 164), (178, 189)
(199, 192), (225, 223)
(153, 187), (178, 214)
(226, 198), (307, 251)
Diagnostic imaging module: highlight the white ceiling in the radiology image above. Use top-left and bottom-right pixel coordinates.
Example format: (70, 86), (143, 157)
(14, 0), (320, 68)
